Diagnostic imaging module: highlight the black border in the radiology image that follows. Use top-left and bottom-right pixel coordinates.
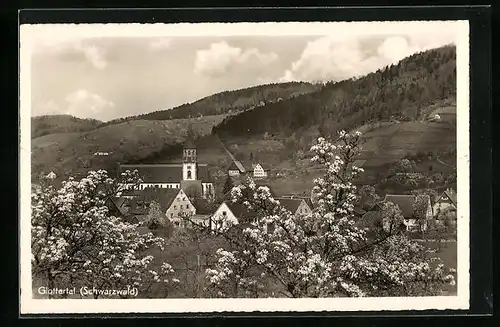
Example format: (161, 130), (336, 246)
(12, 5), (493, 322)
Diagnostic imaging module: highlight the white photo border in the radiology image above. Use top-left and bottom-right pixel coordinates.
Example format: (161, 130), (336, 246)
(19, 20), (470, 314)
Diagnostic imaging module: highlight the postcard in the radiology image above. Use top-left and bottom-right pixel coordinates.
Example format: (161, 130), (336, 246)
(20, 20), (470, 314)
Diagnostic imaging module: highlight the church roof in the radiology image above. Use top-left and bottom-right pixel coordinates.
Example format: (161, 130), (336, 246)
(184, 138), (197, 149)
(119, 163), (212, 183)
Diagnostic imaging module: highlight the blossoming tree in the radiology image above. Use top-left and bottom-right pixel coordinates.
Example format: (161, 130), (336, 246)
(31, 170), (176, 298)
(192, 131), (456, 298)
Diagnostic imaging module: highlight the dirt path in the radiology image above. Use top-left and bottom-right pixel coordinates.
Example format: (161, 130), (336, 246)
(436, 155), (455, 168)
(216, 135), (237, 162)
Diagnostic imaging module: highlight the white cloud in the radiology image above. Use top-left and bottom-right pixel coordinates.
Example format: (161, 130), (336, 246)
(63, 89), (115, 119)
(32, 36), (107, 70)
(281, 33), (455, 82)
(149, 38), (173, 50)
(194, 41), (278, 77)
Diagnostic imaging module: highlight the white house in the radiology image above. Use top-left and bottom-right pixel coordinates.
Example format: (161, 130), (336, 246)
(383, 194), (433, 232)
(276, 197), (312, 216)
(211, 201), (257, 231)
(227, 160), (246, 177)
(433, 188), (457, 217)
(251, 163), (269, 179)
(127, 188), (196, 228)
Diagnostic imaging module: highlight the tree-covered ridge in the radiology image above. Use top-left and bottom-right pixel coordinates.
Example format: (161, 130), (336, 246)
(102, 82), (322, 125)
(213, 45), (456, 138)
(31, 115), (103, 139)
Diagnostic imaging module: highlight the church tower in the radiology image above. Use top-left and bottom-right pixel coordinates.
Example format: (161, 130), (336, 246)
(182, 139), (197, 181)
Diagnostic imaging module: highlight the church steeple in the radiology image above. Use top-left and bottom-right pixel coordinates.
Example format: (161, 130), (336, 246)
(182, 138), (197, 180)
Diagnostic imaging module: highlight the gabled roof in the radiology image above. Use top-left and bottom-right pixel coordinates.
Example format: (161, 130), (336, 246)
(251, 163), (269, 171)
(233, 160), (246, 173)
(440, 189), (457, 206)
(383, 194), (430, 218)
(224, 201), (258, 220)
(128, 188), (181, 215)
(276, 198), (305, 213)
(228, 162), (240, 171)
(106, 197), (129, 216)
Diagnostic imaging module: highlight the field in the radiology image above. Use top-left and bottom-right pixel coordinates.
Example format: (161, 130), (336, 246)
(31, 115), (227, 181)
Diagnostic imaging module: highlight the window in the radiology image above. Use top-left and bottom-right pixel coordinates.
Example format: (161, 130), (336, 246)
(170, 213), (173, 218)
(174, 205), (177, 210)
(222, 211), (227, 216)
(181, 205), (183, 209)
(187, 170), (192, 179)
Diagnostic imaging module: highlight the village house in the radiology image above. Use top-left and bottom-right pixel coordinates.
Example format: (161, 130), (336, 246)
(362, 194), (433, 232)
(106, 196), (131, 219)
(433, 188), (457, 217)
(126, 188), (196, 227)
(211, 196), (312, 233)
(211, 201), (258, 231)
(250, 163), (269, 179)
(227, 160), (246, 177)
(276, 197), (313, 216)
(118, 140), (215, 199)
(187, 199), (214, 229)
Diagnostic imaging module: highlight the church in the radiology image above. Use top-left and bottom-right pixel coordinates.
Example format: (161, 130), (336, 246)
(118, 139), (215, 199)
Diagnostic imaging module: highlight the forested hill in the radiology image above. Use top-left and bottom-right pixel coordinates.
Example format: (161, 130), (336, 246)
(213, 45), (456, 138)
(101, 82), (321, 126)
(31, 115), (102, 139)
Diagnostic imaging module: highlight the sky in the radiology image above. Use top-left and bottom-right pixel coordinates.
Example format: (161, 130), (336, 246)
(24, 22), (460, 122)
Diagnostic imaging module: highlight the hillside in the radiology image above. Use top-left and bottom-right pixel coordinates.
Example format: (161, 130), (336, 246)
(101, 82), (321, 126)
(213, 45), (456, 138)
(31, 46), (457, 198)
(31, 115), (226, 182)
(31, 115), (102, 139)
(141, 46), (457, 196)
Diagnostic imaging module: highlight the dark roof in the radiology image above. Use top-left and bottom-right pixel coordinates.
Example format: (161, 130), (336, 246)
(441, 189), (457, 206)
(184, 138), (197, 149)
(233, 160), (246, 173)
(225, 201), (258, 220)
(192, 199), (214, 215)
(106, 197), (129, 216)
(119, 163), (212, 183)
(197, 164), (213, 183)
(121, 189), (143, 197)
(383, 194), (430, 218)
(128, 188), (181, 215)
(228, 162), (241, 171)
(276, 198), (304, 213)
